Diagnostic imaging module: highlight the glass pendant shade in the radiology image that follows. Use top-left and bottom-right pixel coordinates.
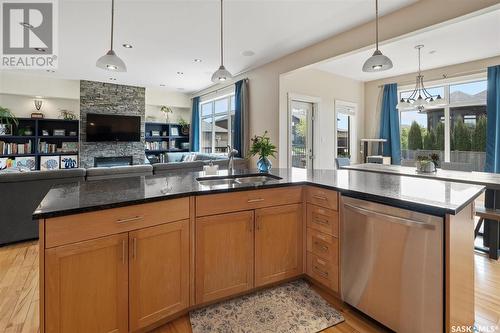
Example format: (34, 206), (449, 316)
(211, 65), (232, 83)
(362, 50), (393, 72)
(96, 49), (127, 72)
(396, 98), (411, 110)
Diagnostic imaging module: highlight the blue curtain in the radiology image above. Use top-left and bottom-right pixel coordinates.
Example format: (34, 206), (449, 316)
(190, 96), (200, 152)
(379, 83), (401, 165)
(486, 65), (500, 173)
(234, 79), (248, 157)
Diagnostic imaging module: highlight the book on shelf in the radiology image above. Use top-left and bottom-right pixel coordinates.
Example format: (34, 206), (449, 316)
(145, 141), (169, 151)
(146, 153), (168, 164)
(0, 140), (32, 155)
(38, 141), (58, 153)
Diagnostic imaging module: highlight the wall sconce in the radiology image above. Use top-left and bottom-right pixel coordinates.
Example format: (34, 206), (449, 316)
(34, 99), (43, 111)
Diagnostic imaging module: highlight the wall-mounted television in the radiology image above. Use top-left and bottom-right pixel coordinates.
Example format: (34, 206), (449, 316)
(86, 113), (141, 142)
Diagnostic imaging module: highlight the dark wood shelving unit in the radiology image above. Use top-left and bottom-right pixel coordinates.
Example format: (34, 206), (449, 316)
(144, 122), (190, 163)
(0, 118), (79, 170)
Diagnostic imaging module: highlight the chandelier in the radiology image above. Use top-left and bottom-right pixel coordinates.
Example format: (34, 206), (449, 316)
(397, 45), (446, 111)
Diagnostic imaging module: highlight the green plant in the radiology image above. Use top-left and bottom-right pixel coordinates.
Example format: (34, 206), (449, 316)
(178, 117), (189, 128)
(417, 153), (439, 167)
(408, 121), (423, 150)
(472, 116), (487, 152)
(0, 106), (18, 126)
(453, 116), (471, 151)
(248, 131), (277, 159)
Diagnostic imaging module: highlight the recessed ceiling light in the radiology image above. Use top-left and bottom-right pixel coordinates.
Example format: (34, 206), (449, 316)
(194, 59), (202, 63)
(160, 84), (166, 87)
(241, 50), (255, 57)
(177, 72), (184, 75)
(46, 69), (55, 73)
(429, 50), (437, 54)
(109, 78), (117, 81)
(20, 22), (33, 29)
(122, 43), (133, 49)
(34, 48), (46, 52)
(35, 95), (43, 98)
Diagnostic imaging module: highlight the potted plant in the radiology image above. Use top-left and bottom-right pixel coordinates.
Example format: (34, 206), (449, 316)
(160, 105), (173, 123)
(416, 154), (439, 173)
(178, 117), (190, 135)
(248, 131), (277, 173)
(0, 106), (18, 136)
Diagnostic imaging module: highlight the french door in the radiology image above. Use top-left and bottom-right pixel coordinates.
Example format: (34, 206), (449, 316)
(289, 99), (314, 170)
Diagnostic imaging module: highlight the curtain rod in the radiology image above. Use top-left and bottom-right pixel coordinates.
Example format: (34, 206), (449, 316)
(194, 78), (248, 99)
(377, 68), (487, 88)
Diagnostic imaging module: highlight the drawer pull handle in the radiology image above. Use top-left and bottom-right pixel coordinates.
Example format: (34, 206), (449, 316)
(314, 241), (328, 251)
(116, 216), (143, 223)
(313, 195), (327, 201)
(313, 266), (329, 277)
(247, 198), (264, 203)
(314, 217), (329, 225)
(121, 240), (126, 265)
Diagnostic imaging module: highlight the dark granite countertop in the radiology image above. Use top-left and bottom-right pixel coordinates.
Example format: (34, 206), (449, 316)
(33, 168), (485, 219)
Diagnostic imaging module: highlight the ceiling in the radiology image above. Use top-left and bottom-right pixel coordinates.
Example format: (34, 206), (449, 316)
(4, 0), (417, 93)
(314, 7), (500, 82)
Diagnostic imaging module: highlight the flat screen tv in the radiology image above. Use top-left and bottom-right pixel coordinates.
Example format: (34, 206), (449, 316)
(86, 113), (141, 142)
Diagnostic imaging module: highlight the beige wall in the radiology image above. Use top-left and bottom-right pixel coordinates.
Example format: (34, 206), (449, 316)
(0, 72), (192, 121)
(279, 68), (364, 168)
(364, 55), (500, 139)
(193, 0), (499, 166)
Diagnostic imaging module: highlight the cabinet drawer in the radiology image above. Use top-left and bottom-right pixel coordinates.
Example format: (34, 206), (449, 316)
(306, 187), (338, 210)
(306, 228), (338, 263)
(45, 198), (190, 248)
(196, 186), (302, 217)
(307, 204), (338, 236)
(307, 252), (339, 293)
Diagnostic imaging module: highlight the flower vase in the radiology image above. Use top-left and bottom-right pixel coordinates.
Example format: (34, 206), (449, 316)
(257, 156), (272, 173)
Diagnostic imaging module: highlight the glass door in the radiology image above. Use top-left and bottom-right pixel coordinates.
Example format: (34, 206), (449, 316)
(289, 100), (314, 170)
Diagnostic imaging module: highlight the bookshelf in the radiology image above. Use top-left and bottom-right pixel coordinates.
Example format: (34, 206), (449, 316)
(0, 118), (79, 170)
(145, 122), (190, 163)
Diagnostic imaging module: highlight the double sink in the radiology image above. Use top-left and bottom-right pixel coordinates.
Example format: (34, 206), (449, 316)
(196, 173), (282, 187)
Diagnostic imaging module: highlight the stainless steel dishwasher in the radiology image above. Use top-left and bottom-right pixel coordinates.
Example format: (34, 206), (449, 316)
(341, 196), (443, 333)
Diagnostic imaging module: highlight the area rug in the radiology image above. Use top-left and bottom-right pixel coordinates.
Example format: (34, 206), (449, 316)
(189, 279), (344, 333)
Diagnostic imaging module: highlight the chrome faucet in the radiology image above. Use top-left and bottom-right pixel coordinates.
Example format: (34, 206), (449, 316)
(227, 145), (238, 174)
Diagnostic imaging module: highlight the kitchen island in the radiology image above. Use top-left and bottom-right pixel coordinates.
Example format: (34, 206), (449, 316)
(33, 168), (484, 333)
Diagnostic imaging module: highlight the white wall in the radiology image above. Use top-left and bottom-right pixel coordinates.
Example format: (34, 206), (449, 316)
(192, 0), (499, 167)
(279, 68), (364, 169)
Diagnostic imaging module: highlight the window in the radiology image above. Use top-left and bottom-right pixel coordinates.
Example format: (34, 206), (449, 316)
(335, 101), (356, 159)
(399, 79), (487, 171)
(200, 94), (235, 154)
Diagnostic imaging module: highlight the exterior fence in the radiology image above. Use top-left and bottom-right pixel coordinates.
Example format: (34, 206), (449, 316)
(401, 149), (486, 172)
(292, 144), (307, 169)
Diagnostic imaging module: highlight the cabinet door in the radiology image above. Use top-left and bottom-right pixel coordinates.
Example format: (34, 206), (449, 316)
(255, 204), (303, 287)
(45, 233), (128, 333)
(195, 211), (254, 304)
(129, 220), (189, 331)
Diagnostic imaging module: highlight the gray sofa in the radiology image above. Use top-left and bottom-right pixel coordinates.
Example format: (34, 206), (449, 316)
(152, 152), (247, 175)
(0, 168), (86, 246)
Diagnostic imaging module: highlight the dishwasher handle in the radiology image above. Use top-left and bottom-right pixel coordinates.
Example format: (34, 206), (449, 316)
(343, 203), (436, 230)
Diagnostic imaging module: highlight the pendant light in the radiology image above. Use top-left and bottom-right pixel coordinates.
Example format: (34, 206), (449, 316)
(211, 0), (232, 83)
(362, 0), (393, 72)
(397, 45), (446, 111)
(96, 0), (127, 72)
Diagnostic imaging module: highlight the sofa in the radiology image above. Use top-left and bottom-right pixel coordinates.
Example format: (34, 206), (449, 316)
(152, 152), (247, 175)
(0, 168), (86, 246)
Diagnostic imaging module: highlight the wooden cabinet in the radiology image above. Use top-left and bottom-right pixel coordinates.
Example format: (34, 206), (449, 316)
(129, 220), (189, 332)
(45, 233), (129, 333)
(255, 204), (303, 286)
(195, 211), (254, 304)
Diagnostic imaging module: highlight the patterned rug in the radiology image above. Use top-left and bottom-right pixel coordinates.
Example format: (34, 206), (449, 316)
(189, 279), (344, 333)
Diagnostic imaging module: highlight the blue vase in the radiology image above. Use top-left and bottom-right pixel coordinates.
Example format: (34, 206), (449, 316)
(257, 156), (272, 173)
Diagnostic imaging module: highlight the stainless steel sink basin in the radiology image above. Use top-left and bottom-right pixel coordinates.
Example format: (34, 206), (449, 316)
(196, 174), (282, 186)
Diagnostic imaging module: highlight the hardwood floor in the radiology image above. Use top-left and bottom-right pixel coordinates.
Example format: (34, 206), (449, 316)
(1, 241), (498, 333)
